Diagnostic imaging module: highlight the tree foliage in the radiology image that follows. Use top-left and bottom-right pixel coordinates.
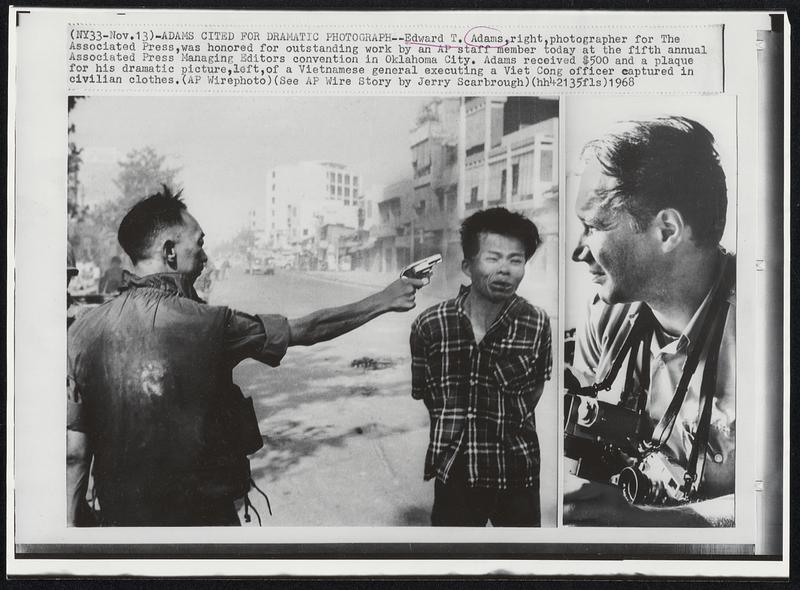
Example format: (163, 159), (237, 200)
(113, 146), (181, 207)
(67, 96), (86, 221)
(69, 146), (181, 267)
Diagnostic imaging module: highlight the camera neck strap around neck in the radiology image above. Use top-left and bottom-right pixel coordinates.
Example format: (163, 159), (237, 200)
(645, 256), (734, 453)
(644, 256), (734, 499)
(583, 256), (734, 498)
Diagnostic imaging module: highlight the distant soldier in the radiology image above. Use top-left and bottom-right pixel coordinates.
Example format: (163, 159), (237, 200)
(98, 256), (126, 294)
(220, 258), (231, 280)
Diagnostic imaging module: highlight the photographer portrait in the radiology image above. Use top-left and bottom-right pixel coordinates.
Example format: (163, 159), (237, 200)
(562, 98), (737, 528)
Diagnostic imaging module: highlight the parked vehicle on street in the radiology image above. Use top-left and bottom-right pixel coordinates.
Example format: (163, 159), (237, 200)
(249, 255), (275, 275)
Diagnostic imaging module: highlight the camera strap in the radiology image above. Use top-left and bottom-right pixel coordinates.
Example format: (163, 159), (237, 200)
(646, 256), (734, 451)
(641, 255), (734, 501)
(578, 305), (655, 397)
(681, 302), (729, 498)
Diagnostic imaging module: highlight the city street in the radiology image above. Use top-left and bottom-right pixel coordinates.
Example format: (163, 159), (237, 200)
(210, 269), (558, 527)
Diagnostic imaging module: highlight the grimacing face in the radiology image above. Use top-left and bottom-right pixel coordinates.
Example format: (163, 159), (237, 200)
(171, 211), (208, 282)
(572, 158), (660, 305)
(463, 232), (527, 304)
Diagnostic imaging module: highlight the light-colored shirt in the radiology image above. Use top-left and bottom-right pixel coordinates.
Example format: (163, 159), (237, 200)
(574, 254), (735, 500)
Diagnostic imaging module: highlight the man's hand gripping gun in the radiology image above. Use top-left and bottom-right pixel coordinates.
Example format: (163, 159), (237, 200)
(400, 254), (442, 282)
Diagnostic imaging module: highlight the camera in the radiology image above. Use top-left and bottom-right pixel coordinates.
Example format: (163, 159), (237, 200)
(564, 374), (691, 505)
(617, 452), (689, 505)
(564, 392), (644, 483)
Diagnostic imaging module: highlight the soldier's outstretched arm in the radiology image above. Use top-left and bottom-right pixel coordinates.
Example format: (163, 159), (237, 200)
(288, 276), (424, 346)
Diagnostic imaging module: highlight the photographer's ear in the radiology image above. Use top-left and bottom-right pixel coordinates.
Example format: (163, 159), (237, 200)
(163, 240), (178, 270)
(653, 208), (686, 252)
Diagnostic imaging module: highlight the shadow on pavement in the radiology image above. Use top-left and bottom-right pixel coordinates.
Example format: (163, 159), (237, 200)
(395, 505), (430, 526)
(238, 352), (414, 418)
(250, 419), (415, 484)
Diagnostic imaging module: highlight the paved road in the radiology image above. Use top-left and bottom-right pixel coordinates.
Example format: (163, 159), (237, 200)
(209, 269), (558, 527)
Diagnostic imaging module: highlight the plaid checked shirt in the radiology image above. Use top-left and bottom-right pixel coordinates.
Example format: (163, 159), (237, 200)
(411, 285), (552, 488)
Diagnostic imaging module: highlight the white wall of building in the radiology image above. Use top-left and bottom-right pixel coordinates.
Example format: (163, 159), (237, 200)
(265, 161), (362, 249)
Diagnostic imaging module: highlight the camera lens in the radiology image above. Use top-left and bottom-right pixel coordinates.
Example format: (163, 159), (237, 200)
(576, 396), (599, 427)
(618, 466), (648, 504)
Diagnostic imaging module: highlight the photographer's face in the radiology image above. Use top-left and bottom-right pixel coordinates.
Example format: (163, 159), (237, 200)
(572, 160), (659, 304)
(463, 232), (527, 304)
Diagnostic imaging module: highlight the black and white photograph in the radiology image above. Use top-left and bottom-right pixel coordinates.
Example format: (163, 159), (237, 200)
(65, 95), (560, 528)
(562, 96), (739, 527)
(8, 6), (788, 578)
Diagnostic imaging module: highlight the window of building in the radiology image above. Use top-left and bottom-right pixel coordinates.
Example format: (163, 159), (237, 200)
(345, 187), (350, 197)
(411, 140), (431, 178)
(303, 229), (308, 236)
(443, 144), (458, 166)
(344, 199), (350, 206)
(353, 176), (359, 186)
(345, 174), (350, 184)
(503, 97), (558, 135)
(500, 168), (507, 200)
(337, 173), (342, 183)
(337, 186), (342, 196)
(489, 161), (505, 203)
(540, 149), (554, 182)
(465, 109), (484, 154)
(352, 188), (358, 198)
(511, 152), (535, 201)
(490, 105), (504, 148)
(467, 186), (480, 208)
(447, 189), (458, 212)
(465, 167), (482, 208)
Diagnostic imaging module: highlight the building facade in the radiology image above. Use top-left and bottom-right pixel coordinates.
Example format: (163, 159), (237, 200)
(371, 96), (558, 301)
(255, 98), (557, 293)
(264, 161), (363, 268)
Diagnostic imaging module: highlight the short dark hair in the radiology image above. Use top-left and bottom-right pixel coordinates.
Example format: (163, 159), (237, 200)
(460, 207), (541, 260)
(581, 116), (727, 248)
(117, 185), (186, 264)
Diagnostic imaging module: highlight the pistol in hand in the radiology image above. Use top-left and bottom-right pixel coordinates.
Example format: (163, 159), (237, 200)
(400, 254), (442, 282)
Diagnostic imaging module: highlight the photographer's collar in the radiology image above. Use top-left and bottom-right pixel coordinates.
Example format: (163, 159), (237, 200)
(626, 251), (735, 356)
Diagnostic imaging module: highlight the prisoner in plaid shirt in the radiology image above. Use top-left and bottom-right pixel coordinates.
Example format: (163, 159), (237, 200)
(411, 208), (553, 527)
